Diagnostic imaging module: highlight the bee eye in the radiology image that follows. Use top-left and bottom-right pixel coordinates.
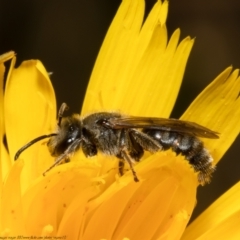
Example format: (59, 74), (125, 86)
(67, 138), (74, 143)
(69, 125), (74, 132)
(96, 119), (108, 126)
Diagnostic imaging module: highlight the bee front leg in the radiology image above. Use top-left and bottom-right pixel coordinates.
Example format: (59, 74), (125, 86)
(82, 140), (97, 157)
(43, 139), (81, 176)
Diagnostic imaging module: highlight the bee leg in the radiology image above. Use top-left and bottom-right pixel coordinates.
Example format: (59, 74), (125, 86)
(117, 129), (140, 182)
(63, 157), (70, 163)
(118, 159), (125, 176)
(121, 150), (139, 182)
(43, 154), (67, 176)
(129, 129), (162, 152)
(82, 140), (97, 157)
(43, 138), (81, 176)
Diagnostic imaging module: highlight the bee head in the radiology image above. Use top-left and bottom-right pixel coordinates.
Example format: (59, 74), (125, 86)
(14, 103), (81, 161)
(47, 114), (82, 157)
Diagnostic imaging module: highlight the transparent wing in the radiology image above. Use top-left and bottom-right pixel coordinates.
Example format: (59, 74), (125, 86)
(105, 117), (219, 139)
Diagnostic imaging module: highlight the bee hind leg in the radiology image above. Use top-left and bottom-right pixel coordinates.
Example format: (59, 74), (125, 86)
(118, 159), (125, 176)
(121, 150), (139, 182)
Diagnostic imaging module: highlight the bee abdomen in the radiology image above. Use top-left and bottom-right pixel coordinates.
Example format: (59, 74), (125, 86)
(143, 129), (215, 185)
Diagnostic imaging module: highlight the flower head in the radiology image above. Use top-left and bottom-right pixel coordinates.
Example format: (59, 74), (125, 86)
(1, 0), (239, 239)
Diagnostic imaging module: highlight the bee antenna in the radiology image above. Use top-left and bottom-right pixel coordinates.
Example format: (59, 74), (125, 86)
(14, 133), (57, 160)
(58, 103), (69, 127)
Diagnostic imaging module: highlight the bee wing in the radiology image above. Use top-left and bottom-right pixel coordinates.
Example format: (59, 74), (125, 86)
(106, 117), (219, 139)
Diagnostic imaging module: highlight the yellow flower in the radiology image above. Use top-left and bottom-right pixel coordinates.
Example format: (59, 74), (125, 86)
(1, 0), (239, 239)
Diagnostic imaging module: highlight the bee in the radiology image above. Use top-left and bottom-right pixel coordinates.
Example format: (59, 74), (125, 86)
(15, 103), (219, 185)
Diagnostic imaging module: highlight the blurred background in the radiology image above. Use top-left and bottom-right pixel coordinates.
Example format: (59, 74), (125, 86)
(0, 0), (239, 222)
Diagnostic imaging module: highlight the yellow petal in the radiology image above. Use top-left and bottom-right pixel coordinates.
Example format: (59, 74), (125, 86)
(82, 152), (197, 239)
(4, 58), (56, 190)
(0, 159), (24, 235)
(82, 0), (144, 113)
(0, 51), (15, 63)
(182, 181), (240, 240)
(120, 30), (193, 117)
(57, 188), (98, 238)
(82, 0), (194, 118)
(0, 52), (15, 193)
(181, 67), (240, 164)
(20, 160), (101, 235)
(41, 224), (54, 236)
(0, 146), (11, 188)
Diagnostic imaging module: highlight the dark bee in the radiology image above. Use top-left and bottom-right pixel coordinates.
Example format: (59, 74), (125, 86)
(15, 103), (219, 185)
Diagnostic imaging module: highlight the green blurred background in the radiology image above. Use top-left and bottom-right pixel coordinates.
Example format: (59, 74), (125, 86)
(1, 0), (239, 222)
